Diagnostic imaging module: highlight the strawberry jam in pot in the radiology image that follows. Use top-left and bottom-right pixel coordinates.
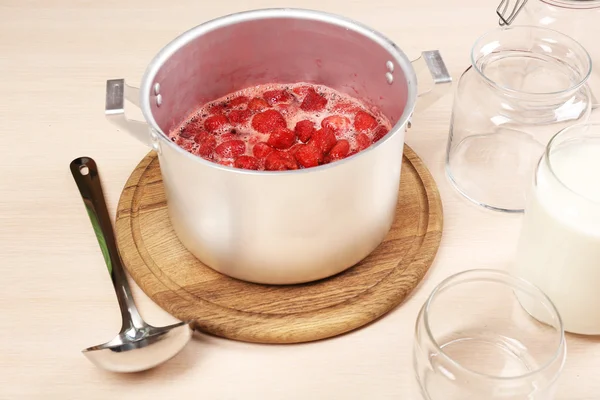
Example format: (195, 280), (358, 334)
(169, 83), (392, 171)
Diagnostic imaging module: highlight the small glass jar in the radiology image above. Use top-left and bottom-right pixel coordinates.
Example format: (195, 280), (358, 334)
(514, 123), (600, 335)
(413, 269), (565, 400)
(496, 0), (600, 109)
(446, 26), (592, 212)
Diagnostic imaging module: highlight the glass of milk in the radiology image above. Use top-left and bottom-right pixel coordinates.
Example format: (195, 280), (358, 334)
(514, 123), (600, 335)
(414, 269), (565, 400)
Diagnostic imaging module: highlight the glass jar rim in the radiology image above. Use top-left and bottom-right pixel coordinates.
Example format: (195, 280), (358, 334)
(421, 269), (566, 381)
(470, 25), (592, 98)
(541, 0), (600, 9)
(544, 122), (600, 204)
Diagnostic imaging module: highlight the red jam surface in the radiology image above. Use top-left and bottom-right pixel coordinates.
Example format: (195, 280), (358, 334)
(169, 83), (392, 171)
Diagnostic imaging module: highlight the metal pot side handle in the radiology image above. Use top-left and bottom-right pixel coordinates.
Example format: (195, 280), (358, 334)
(105, 79), (153, 148)
(411, 50), (452, 115)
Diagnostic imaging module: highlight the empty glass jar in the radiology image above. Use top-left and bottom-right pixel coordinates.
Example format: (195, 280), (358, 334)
(413, 269), (566, 399)
(446, 26), (592, 212)
(496, 0), (600, 109)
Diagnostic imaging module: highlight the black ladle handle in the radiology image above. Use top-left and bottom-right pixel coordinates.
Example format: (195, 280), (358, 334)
(70, 157), (145, 332)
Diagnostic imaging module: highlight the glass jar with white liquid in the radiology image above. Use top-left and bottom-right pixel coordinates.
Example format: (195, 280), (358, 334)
(514, 123), (600, 335)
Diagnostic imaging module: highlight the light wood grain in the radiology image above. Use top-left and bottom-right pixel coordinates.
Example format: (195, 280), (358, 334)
(114, 146), (442, 344)
(2, 0), (600, 399)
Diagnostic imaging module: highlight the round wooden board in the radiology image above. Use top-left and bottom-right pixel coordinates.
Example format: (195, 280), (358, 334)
(115, 145), (443, 344)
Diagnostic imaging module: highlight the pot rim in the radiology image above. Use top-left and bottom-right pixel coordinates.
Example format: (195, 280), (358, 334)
(139, 7), (418, 175)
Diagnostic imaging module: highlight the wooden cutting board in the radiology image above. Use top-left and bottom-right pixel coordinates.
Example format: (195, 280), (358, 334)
(115, 145), (443, 344)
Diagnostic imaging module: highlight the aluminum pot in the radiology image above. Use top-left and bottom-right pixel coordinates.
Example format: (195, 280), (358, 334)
(106, 8), (450, 285)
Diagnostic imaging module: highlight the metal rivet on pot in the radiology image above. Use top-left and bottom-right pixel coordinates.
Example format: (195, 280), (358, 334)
(386, 61), (394, 72)
(156, 94), (162, 107)
(385, 72), (394, 85)
(150, 130), (161, 154)
(154, 83), (161, 95)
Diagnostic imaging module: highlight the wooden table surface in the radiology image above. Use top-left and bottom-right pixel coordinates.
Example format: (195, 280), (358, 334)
(1, 0), (599, 398)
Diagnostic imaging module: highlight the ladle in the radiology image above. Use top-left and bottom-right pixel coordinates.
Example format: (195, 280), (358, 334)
(70, 157), (192, 373)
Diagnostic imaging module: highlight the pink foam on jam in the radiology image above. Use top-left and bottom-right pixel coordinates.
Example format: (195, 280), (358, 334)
(169, 83), (392, 171)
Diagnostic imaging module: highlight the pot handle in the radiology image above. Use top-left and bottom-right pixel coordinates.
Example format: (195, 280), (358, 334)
(105, 79), (153, 148)
(411, 50), (452, 115)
